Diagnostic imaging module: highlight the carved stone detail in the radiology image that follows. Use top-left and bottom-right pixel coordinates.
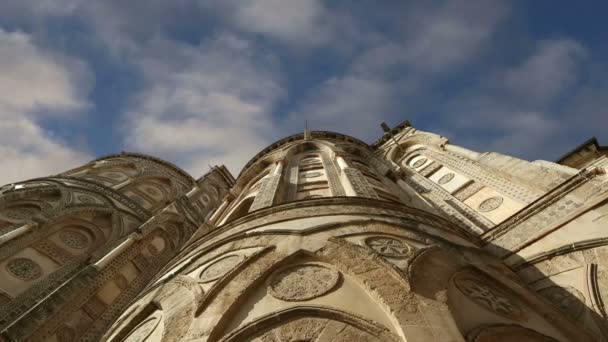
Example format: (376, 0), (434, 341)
(438, 173), (455, 185)
(538, 285), (586, 321)
(6, 258), (43, 281)
(412, 158), (427, 168)
(454, 272), (523, 320)
(59, 230), (89, 249)
(199, 255), (242, 283)
(365, 236), (412, 258)
(268, 263), (340, 301)
(0, 206), (41, 220)
(302, 171), (322, 178)
(478, 196), (503, 212)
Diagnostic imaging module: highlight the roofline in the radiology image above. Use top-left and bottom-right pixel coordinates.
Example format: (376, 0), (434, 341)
(237, 131), (371, 178)
(556, 136), (603, 163)
(92, 151), (195, 184)
(197, 165), (235, 186)
(370, 119), (412, 148)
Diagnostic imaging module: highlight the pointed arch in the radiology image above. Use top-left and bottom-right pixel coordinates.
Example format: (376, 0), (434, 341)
(219, 306), (400, 342)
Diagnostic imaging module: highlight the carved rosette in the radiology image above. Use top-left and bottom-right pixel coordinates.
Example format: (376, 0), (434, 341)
(6, 258), (43, 281)
(365, 236), (412, 259)
(198, 255), (243, 283)
(454, 272), (524, 321)
(268, 263), (340, 301)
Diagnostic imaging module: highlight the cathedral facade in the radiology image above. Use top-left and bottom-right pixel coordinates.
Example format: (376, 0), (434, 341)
(1, 121), (608, 341)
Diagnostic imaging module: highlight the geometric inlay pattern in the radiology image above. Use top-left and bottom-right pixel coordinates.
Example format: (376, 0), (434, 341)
(59, 230), (89, 249)
(269, 263), (340, 301)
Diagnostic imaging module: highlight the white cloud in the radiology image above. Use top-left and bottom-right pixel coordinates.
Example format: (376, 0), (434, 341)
(233, 0), (328, 44)
(503, 39), (587, 104)
(123, 33), (285, 175)
(0, 29), (91, 185)
(0, 30), (90, 114)
(402, 0), (510, 72)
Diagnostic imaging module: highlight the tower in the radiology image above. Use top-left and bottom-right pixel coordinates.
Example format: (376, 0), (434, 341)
(1, 122), (608, 341)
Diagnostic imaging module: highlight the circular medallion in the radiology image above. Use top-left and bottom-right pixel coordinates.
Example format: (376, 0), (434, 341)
(478, 196), (504, 212)
(538, 286), (586, 321)
(59, 230), (89, 249)
(411, 158), (427, 168)
(454, 273), (523, 320)
(365, 236), (412, 258)
(124, 317), (160, 342)
(199, 255), (242, 283)
(438, 173), (455, 185)
(268, 263), (340, 301)
(302, 172), (322, 178)
(6, 258), (42, 281)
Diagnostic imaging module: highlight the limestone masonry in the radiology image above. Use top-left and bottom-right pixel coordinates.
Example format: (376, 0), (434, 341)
(1, 121), (608, 341)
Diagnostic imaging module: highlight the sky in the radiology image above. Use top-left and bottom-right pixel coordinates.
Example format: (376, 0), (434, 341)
(1, 0), (607, 184)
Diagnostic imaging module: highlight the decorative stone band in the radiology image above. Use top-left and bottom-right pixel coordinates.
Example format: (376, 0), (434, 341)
(0, 223), (35, 246)
(92, 233), (141, 270)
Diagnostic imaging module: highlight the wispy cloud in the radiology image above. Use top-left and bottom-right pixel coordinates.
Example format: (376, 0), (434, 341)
(0, 0), (606, 182)
(122, 33), (285, 174)
(0, 29), (91, 184)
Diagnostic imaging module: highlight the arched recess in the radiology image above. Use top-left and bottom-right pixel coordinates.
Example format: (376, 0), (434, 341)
(104, 275), (202, 342)
(76, 161), (140, 187)
(119, 177), (174, 211)
(447, 268), (572, 341)
(223, 196), (255, 224)
(385, 133), (446, 163)
(141, 227), (176, 262)
(219, 306), (400, 342)
(214, 251), (398, 338)
(0, 186), (63, 229)
(283, 141), (341, 201)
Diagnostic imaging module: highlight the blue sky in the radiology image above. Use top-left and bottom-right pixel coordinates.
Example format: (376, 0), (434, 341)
(1, 0), (607, 184)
